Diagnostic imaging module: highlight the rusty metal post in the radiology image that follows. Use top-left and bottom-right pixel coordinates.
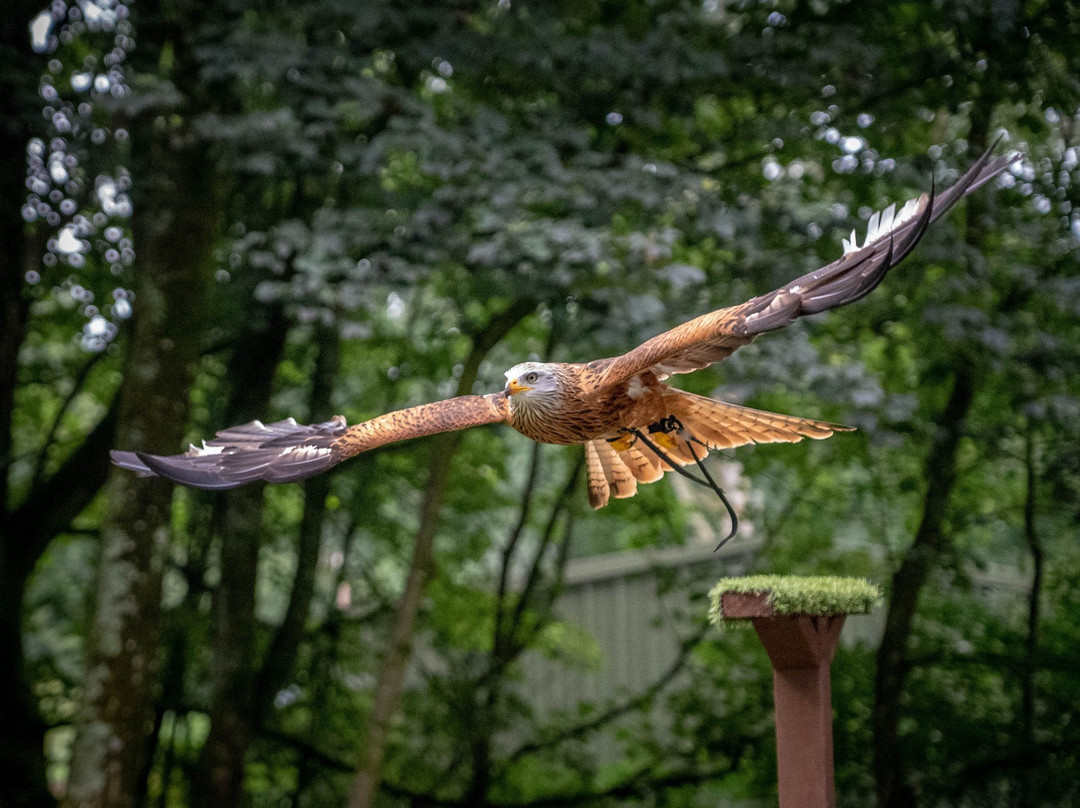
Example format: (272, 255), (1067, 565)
(721, 592), (847, 808)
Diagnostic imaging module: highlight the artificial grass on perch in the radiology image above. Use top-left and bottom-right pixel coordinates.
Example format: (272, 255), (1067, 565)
(709, 576), (881, 808)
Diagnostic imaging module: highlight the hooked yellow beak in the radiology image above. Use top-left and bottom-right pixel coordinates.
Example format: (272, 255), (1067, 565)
(506, 378), (531, 396)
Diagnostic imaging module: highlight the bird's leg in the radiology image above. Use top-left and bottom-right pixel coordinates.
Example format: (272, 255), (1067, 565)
(633, 416), (739, 547)
(674, 419), (739, 548)
(646, 416), (683, 452)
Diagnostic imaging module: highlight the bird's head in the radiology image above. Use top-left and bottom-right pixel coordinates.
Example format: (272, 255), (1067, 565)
(504, 362), (562, 406)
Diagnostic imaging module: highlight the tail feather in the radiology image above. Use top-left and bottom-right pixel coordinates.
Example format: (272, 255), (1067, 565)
(584, 440), (638, 508)
(598, 443), (638, 500)
(619, 442), (666, 482)
(584, 392), (852, 509)
(584, 441), (610, 508)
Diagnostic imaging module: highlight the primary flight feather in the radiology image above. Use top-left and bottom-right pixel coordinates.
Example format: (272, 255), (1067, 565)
(112, 146), (1017, 508)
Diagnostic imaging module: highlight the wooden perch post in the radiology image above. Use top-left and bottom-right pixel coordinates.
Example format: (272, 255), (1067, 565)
(709, 575), (881, 808)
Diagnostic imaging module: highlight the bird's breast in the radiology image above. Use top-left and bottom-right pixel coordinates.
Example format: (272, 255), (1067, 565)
(507, 372), (674, 445)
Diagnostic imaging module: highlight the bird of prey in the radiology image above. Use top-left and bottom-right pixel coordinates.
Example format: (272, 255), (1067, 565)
(112, 146), (1016, 511)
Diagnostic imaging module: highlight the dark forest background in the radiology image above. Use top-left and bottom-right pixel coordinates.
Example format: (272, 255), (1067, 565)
(2, 1), (1079, 807)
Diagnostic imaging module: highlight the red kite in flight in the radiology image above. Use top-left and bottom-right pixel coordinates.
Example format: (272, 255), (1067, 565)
(113, 146), (1016, 514)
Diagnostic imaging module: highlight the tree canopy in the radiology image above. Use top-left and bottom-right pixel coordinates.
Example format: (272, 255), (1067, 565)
(3, 1), (1079, 807)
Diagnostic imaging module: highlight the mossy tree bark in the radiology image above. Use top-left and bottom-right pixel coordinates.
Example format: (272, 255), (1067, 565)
(62, 116), (217, 808)
(0, 2), (53, 796)
(0, 4), (119, 805)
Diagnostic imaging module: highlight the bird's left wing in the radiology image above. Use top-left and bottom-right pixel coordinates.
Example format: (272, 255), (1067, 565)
(589, 144), (1018, 390)
(111, 393), (510, 489)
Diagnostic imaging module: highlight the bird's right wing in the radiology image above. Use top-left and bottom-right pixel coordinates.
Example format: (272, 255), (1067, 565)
(111, 393), (510, 489)
(588, 144), (1019, 390)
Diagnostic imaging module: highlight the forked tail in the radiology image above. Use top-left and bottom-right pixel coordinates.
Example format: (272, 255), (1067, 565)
(584, 391), (852, 509)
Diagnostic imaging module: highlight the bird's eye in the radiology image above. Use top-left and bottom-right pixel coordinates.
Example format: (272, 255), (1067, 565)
(525, 372), (539, 383)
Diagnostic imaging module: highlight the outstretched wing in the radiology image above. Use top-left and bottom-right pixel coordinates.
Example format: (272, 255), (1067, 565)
(590, 144), (1019, 389)
(110, 393), (510, 490)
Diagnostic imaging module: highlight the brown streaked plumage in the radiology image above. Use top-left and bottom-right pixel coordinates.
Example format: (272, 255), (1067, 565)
(112, 146), (1018, 507)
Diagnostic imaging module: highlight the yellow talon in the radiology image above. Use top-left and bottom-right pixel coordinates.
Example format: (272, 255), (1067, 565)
(653, 432), (679, 452)
(608, 433), (635, 452)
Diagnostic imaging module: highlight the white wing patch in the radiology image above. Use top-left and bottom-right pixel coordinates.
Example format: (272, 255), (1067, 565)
(842, 194), (927, 256)
(283, 446), (333, 459)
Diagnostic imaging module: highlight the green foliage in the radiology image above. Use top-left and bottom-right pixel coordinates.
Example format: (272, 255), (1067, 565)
(10, 0), (1080, 806)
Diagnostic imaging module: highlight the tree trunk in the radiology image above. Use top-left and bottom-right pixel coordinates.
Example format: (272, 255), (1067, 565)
(347, 432), (459, 808)
(0, 563), (51, 808)
(191, 485), (263, 808)
(872, 366), (976, 808)
(253, 321), (341, 722)
(872, 109), (992, 808)
(347, 298), (535, 808)
(0, 2), (52, 801)
(1, 398), (119, 808)
(1013, 423), (1043, 808)
(62, 123), (216, 808)
(192, 303), (288, 808)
